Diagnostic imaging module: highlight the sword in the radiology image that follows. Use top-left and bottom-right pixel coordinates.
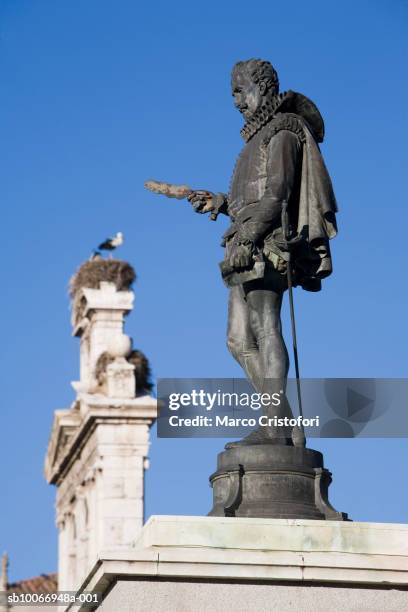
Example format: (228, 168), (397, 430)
(281, 200), (306, 447)
(144, 179), (219, 220)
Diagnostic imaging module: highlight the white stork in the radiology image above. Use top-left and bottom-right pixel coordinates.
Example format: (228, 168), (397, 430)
(91, 232), (124, 259)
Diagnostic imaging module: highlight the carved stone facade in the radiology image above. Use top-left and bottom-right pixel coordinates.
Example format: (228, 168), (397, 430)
(44, 261), (157, 592)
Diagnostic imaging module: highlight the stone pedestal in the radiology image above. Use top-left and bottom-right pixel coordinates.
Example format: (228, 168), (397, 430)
(70, 516), (408, 612)
(209, 444), (347, 520)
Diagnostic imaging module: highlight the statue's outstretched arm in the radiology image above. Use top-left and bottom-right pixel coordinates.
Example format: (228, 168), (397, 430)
(144, 180), (228, 220)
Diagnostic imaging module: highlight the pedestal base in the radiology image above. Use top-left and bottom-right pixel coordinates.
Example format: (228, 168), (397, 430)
(72, 516), (408, 612)
(209, 444), (347, 520)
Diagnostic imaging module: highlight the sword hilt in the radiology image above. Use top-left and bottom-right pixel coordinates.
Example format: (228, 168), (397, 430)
(281, 200), (302, 252)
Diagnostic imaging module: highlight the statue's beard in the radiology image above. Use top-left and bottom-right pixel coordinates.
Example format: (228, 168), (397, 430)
(241, 108), (253, 119)
(241, 94), (276, 119)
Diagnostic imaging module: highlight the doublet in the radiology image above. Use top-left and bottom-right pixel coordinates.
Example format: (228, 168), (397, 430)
(227, 113), (306, 223)
(220, 92), (338, 291)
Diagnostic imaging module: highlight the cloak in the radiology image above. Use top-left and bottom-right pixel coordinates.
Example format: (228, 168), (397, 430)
(292, 108), (338, 287)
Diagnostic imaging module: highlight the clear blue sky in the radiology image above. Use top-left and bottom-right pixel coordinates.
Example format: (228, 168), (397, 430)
(0, 0), (407, 582)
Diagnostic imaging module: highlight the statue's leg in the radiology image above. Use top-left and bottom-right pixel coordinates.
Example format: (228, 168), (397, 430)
(225, 277), (293, 447)
(226, 285), (263, 391)
(243, 281), (293, 443)
(244, 284), (289, 382)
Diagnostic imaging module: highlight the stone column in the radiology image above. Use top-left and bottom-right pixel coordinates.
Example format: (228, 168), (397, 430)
(44, 259), (157, 592)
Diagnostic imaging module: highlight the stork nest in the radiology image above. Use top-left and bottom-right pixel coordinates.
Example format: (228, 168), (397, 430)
(95, 349), (153, 395)
(69, 259), (136, 298)
(70, 258), (136, 325)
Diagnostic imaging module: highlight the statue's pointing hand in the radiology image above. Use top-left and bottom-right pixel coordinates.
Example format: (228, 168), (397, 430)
(187, 190), (216, 213)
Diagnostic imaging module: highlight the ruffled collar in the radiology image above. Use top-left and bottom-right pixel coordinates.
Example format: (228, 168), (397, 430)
(240, 91), (291, 142)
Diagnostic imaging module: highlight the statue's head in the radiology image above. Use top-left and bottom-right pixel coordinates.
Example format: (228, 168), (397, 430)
(231, 59), (279, 119)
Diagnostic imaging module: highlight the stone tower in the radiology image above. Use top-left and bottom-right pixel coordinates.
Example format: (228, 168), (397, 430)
(44, 258), (157, 591)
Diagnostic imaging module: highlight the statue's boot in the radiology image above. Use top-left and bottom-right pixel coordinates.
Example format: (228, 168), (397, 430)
(225, 391), (294, 449)
(291, 424), (306, 447)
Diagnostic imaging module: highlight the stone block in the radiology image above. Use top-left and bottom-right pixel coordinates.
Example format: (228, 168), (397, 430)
(71, 516), (408, 611)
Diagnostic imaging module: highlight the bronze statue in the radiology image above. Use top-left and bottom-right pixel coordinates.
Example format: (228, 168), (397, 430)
(147, 59), (347, 519)
(146, 58), (338, 447)
(188, 59), (337, 446)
